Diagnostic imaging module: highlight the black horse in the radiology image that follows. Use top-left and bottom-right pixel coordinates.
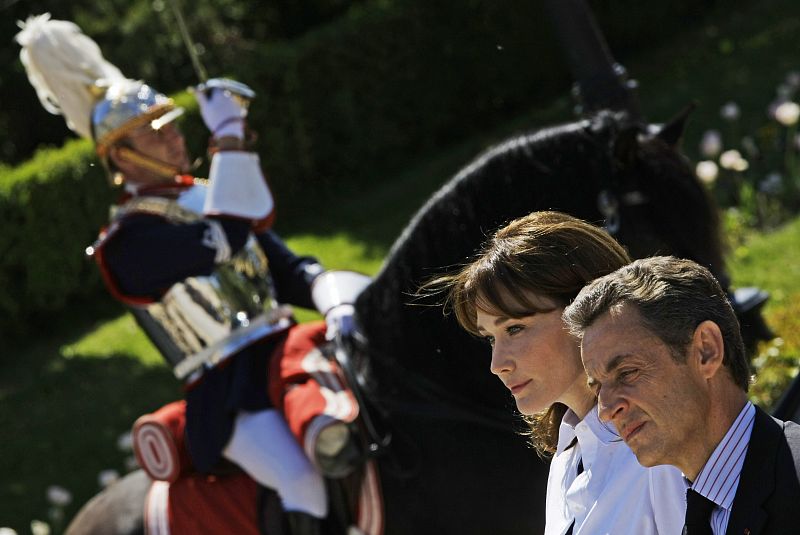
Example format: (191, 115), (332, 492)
(350, 110), (741, 535)
(66, 107), (770, 535)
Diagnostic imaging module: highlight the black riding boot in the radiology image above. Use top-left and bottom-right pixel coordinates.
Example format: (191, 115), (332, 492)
(285, 511), (323, 535)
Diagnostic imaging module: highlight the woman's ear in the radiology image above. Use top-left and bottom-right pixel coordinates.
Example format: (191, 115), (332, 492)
(691, 320), (725, 379)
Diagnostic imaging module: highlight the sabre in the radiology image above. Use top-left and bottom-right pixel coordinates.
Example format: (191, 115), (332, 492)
(164, 0), (256, 103)
(166, 0), (208, 82)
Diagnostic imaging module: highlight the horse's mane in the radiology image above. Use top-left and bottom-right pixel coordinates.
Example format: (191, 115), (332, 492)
(354, 110), (724, 411)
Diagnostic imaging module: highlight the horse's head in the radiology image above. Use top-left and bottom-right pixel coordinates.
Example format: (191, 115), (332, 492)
(590, 109), (727, 279)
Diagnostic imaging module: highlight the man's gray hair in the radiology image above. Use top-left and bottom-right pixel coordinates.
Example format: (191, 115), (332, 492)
(562, 256), (750, 391)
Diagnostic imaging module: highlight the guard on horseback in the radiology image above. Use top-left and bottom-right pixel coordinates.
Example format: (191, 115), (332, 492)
(16, 14), (369, 535)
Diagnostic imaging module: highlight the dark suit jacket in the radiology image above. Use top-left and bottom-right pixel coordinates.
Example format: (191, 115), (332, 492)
(726, 406), (800, 534)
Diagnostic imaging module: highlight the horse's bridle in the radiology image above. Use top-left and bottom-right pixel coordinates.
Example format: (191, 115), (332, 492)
(597, 189), (649, 235)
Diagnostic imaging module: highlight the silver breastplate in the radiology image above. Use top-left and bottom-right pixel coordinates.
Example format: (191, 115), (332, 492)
(117, 187), (294, 380)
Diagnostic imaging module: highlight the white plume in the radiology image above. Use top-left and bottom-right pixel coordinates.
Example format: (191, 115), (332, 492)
(15, 13), (132, 139)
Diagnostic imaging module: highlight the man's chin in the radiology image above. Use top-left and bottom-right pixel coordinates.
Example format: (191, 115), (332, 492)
(627, 443), (661, 468)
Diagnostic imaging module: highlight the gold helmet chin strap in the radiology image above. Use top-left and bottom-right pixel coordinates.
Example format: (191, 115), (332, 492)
(115, 146), (183, 180)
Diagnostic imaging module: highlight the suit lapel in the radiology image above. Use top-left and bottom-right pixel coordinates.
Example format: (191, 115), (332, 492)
(725, 408), (780, 535)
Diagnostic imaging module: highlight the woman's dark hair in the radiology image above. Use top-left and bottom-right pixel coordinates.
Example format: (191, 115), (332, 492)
(427, 211), (631, 455)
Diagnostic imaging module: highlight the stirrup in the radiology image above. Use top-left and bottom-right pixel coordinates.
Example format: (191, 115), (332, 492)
(133, 414), (181, 483)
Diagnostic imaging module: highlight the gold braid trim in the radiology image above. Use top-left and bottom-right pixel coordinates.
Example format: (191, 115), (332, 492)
(112, 196), (201, 224)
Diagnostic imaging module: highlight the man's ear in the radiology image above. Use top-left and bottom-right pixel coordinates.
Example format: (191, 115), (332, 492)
(691, 320), (725, 379)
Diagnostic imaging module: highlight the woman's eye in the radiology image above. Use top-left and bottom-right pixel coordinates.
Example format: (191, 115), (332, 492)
(506, 324), (524, 336)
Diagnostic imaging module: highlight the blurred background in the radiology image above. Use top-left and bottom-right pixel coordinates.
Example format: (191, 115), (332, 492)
(1, 0), (798, 532)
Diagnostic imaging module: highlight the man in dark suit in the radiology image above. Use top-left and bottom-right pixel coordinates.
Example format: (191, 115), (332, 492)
(562, 256), (800, 535)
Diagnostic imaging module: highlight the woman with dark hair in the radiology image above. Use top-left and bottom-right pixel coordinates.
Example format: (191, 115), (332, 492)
(433, 211), (685, 535)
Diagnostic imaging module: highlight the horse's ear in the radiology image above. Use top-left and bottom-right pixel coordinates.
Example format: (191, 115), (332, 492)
(655, 102), (697, 147)
(613, 126), (640, 168)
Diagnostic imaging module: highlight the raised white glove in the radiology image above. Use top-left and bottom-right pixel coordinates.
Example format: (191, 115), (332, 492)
(310, 271), (371, 342)
(193, 78), (251, 139)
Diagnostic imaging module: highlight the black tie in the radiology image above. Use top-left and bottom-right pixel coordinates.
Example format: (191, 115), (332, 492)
(682, 489), (715, 535)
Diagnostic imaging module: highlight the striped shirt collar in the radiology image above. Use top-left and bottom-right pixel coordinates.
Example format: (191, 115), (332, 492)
(691, 401), (756, 511)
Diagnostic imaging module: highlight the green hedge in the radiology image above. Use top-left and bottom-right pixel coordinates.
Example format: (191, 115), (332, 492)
(0, 139), (110, 335)
(1, 0), (750, 337)
(251, 0), (567, 200)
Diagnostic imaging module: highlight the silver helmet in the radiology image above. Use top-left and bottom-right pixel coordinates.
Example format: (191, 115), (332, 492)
(92, 80), (184, 158)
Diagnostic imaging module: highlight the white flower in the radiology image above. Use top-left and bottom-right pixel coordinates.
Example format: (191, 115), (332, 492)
(720, 101), (740, 121)
(0, 528), (19, 535)
(45, 485), (72, 507)
(719, 149), (743, 169)
(731, 158), (749, 172)
(98, 469), (120, 488)
(699, 130), (723, 158)
(775, 101), (800, 126)
(117, 432), (133, 452)
(695, 161), (719, 184)
(30, 521), (50, 535)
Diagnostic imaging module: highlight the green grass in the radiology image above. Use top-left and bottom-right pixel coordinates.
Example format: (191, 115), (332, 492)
(0, 296), (179, 533)
(727, 217), (800, 407)
(3, 0), (800, 532)
(728, 217), (800, 308)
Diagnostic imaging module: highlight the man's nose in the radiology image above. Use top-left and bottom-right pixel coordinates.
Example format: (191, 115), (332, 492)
(597, 386), (626, 422)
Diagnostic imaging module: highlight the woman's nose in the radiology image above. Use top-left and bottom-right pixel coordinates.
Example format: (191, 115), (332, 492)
(489, 345), (514, 376)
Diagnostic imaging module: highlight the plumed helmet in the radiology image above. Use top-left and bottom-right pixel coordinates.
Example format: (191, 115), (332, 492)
(15, 13), (182, 157)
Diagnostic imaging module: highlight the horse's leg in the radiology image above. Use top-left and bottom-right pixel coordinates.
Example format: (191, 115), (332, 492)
(65, 470), (149, 535)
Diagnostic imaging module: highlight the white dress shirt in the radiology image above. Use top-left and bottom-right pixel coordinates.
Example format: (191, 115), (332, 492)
(686, 401), (756, 535)
(544, 406), (686, 535)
